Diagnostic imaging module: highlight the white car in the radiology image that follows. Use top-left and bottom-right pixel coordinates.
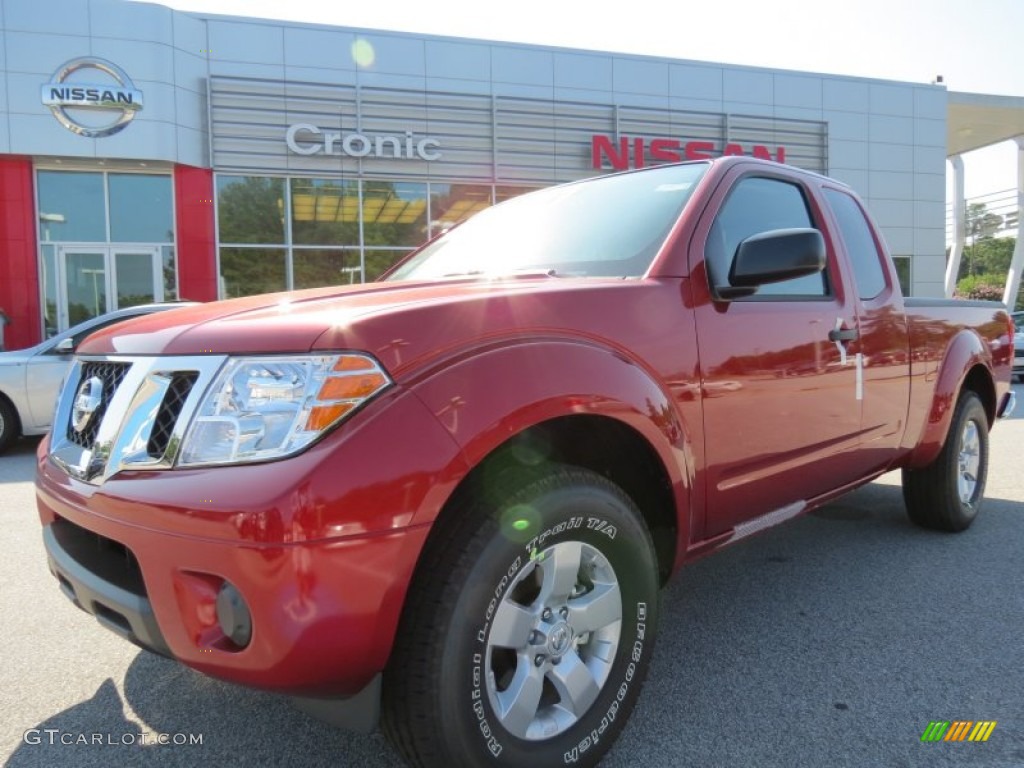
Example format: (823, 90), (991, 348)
(0, 303), (196, 453)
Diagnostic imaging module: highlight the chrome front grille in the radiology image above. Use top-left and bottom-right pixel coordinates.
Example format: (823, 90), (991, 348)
(49, 355), (227, 484)
(146, 372), (199, 459)
(66, 361), (131, 448)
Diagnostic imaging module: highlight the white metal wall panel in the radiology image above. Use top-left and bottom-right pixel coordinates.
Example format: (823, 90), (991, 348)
(211, 76), (828, 182)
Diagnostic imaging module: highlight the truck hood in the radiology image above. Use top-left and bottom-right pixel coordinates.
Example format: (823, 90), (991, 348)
(77, 277), (650, 378)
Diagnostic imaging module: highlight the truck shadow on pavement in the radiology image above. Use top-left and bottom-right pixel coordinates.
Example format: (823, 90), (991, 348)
(9, 481), (1024, 768)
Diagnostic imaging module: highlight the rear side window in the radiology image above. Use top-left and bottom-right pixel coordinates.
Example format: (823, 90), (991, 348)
(707, 177), (828, 298)
(824, 189), (887, 300)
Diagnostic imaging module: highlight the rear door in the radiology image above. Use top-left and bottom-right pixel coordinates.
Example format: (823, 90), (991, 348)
(821, 186), (911, 468)
(690, 168), (863, 538)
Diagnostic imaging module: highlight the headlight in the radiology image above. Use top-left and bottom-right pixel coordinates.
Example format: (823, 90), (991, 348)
(178, 354), (391, 467)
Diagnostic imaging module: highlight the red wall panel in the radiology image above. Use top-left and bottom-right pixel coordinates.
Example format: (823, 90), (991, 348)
(174, 164), (217, 302)
(0, 156), (41, 350)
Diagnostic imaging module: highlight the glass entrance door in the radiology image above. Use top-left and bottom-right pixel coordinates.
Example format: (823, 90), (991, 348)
(56, 246), (163, 331)
(58, 248), (108, 329)
(114, 248), (162, 309)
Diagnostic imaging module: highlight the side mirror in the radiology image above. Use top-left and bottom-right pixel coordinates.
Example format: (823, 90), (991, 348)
(716, 228), (825, 299)
(54, 338), (75, 354)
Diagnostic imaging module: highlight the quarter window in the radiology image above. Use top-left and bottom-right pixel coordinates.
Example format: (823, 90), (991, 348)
(707, 177), (828, 298)
(824, 189), (887, 300)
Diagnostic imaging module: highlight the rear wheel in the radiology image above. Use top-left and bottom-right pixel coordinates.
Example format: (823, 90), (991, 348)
(0, 397), (19, 454)
(902, 391), (989, 532)
(382, 465), (660, 768)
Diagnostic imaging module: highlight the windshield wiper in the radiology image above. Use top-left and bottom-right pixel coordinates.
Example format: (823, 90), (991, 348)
(440, 268), (564, 279)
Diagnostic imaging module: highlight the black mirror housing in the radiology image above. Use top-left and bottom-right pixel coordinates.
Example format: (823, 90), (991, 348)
(717, 228), (825, 298)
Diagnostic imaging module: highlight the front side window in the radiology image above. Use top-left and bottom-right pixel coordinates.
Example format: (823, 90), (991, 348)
(707, 177), (828, 298)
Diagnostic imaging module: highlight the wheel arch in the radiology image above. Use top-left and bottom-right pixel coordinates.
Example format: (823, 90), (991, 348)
(430, 414), (680, 585)
(905, 328), (996, 468)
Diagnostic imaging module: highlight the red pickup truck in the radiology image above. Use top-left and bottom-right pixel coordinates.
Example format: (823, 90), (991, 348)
(37, 157), (1015, 767)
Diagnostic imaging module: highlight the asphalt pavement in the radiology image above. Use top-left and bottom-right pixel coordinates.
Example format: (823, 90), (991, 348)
(2, 383), (1022, 767)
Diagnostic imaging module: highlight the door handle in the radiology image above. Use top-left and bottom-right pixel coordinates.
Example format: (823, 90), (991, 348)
(828, 327), (859, 343)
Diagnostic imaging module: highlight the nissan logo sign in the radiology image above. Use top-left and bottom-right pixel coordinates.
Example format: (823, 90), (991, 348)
(72, 376), (104, 434)
(41, 57), (144, 138)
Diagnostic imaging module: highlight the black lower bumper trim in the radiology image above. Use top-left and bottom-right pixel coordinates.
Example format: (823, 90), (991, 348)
(43, 523), (172, 658)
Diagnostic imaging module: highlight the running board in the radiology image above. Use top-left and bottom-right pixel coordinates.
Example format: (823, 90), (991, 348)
(730, 501), (806, 543)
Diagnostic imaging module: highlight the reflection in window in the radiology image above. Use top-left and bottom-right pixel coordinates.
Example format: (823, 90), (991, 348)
(893, 256), (912, 296)
(162, 246), (178, 300)
(37, 171), (106, 242)
(495, 186), (537, 204)
(362, 181), (428, 248)
(40, 245), (58, 337)
(65, 251), (107, 326)
(365, 249), (413, 281)
(709, 177), (827, 298)
(109, 174), (174, 242)
(430, 184), (492, 239)
(219, 248), (287, 298)
(290, 178), (360, 246)
(293, 249), (361, 289)
(217, 176), (286, 244)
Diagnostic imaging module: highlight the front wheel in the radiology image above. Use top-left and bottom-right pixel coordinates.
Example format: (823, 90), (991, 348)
(382, 465), (660, 768)
(902, 391), (989, 532)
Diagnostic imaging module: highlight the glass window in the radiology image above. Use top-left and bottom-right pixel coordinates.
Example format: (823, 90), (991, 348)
(37, 171), (106, 242)
(365, 249), (414, 281)
(162, 246), (178, 300)
(892, 256), (912, 296)
(389, 164), (707, 281)
(290, 178), (360, 246)
(219, 248), (287, 298)
(495, 186), (537, 203)
(430, 184), (492, 238)
(64, 251), (107, 326)
(109, 174), (174, 243)
(293, 248), (361, 289)
(824, 189), (886, 299)
(40, 245), (58, 338)
(217, 176), (286, 244)
(362, 181), (429, 248)
(708, 176), (827, 298)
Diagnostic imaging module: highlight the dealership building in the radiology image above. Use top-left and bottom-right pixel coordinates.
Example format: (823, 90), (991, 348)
(1, 0), (1022, 350)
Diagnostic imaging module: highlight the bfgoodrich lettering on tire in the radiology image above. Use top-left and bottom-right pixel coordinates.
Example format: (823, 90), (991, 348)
(902, 390), (989, 532)
(382, 465), (660, 767)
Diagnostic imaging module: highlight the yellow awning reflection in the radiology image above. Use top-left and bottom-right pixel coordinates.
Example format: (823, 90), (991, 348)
(292, 192), (427, 225)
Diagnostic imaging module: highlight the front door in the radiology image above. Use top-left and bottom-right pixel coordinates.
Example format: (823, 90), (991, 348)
(56, 245), (162, 332)
(691, 172), (863, 538)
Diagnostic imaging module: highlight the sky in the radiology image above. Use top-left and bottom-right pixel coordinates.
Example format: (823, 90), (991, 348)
(146, 0), (1024, 204)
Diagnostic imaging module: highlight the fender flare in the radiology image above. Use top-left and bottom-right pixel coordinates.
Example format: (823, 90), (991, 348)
(905, 328), (994, 468)
(406, 337), (693, 531)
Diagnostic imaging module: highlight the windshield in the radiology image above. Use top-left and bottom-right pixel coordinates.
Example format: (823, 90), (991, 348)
(387, 163), (708, 281)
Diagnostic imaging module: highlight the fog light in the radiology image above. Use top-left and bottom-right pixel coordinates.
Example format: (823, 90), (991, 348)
(215, 581), (252, 648)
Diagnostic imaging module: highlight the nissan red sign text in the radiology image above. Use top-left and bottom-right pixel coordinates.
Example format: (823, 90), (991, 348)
(592, 135), (785, 170)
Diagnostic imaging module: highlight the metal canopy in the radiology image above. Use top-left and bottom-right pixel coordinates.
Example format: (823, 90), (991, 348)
(947, 91), (1024, 156)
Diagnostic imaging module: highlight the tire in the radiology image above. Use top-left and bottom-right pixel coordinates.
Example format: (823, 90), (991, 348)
(382, 465), (660, 768)
(0, 396), (19, 455)
(902, 391), (989, 532)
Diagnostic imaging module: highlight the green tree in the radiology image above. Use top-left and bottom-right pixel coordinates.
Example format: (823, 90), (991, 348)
(958, 236), (1015, 282)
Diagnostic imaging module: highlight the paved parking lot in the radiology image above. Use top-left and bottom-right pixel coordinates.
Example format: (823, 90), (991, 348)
(2, 383), (1023, 767)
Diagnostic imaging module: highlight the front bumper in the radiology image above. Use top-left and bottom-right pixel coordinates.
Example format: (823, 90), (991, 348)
(36, 448), (434, 700)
